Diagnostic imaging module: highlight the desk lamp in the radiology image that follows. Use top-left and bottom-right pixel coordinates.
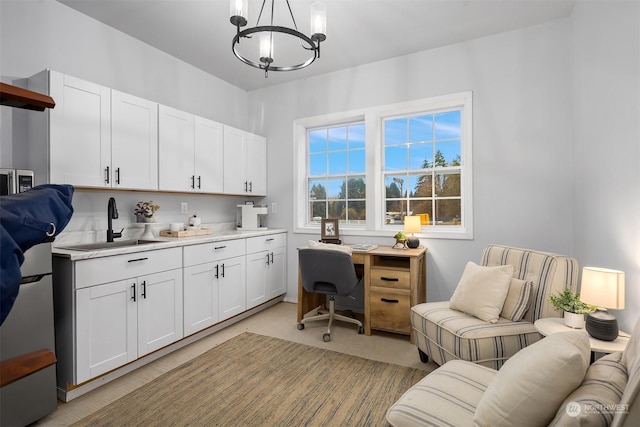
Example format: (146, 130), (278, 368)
(404, 216), (421, 249)
(579, 266), (625, 341)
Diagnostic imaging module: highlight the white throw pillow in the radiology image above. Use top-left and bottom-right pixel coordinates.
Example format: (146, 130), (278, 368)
(500, 278), (533, 321)
(449, 261), (514, 323)
(307, 240), (353, 255)
(474, 332), (591, 427)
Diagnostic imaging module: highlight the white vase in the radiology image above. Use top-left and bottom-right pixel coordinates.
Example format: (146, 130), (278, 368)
(144, 216), (156, 223)
(141, 224), (154, 239)
(564, 311), (585, 329)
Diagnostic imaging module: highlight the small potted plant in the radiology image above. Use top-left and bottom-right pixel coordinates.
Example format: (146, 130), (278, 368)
(549, 287), (596, 328)
(393, 231), (407, 249)
(134, 201), (160, 223)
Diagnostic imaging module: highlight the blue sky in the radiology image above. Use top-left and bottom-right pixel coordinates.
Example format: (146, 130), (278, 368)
(308, 110), (461, 197)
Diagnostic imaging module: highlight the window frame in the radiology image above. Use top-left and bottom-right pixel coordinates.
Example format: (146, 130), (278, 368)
(293, 91), (473, 240)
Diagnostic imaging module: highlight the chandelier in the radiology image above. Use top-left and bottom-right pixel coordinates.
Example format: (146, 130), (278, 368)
(230, 0), (327, 77)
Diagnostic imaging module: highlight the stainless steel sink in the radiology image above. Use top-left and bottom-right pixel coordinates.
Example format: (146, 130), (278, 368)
(57, 239), (159, 251)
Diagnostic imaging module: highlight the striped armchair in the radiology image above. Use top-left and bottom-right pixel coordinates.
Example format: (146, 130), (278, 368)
(411, 244), (579, 369)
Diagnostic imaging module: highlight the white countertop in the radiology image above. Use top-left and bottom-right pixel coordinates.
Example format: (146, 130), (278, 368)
(53, 228), (288, 261)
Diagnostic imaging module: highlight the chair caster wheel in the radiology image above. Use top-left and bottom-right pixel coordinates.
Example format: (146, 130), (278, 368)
(323, 333), (331, 342)
(297, 323), (304, 330)
(357, 326), (364, 334)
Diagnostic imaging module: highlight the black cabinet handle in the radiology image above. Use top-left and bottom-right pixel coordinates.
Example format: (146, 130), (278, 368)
(249, 181), (252, 192)
(116, 167), (120, 184)
(127, 257), (148, 263)
(221, 263), (225, 278)
(197, 176), (201, 189)
(270, 252), (274, 264)
(141, 281), (146, 299)
(191, 175), (195, 189)
(105, 166), (110, 184)
(265, 254), (270, 265)
(266, 238), (275, 242)
(244, 181), (248, 192)
(214, 246), (227, 250)
(381, 277), (399, 282)
(215, 264), (219, 279)
(131, 284), (136, 302)
(381, 298), (399, 304)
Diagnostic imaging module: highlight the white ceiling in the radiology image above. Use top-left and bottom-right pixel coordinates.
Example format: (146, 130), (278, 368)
(57, 0), (576, 92)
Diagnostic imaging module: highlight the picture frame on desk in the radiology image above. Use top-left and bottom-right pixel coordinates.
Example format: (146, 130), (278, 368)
(321, 218), (339, 241)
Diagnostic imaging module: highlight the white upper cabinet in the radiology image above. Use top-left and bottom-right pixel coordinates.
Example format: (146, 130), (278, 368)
(159, 105), (195, 192)
(31, 70), (158, 190)
(222, 126), (245, 194)
(223, 125), (266, 196)
(48, 71), (111, 187)
(159, 105), (224, 193)
(194, 116), (224, 193)
(111, 90), (158, 190)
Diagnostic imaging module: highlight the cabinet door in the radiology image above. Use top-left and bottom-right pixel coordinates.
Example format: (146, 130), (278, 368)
(218, 256), (246, 321)
(183, 262), (219, 336)
(246, 251), (268, 309)
(222, 126), (246, 195)
(158, 105), (195, 192)
(268, 246), (287, 297)
(76, 279), (137, 383)
(111, 90), (158, 190)
(49, 71), (111, 187)
(137, 269), (183, 357)
(246, 133), (267, 196)
(194, 116), (223, 193)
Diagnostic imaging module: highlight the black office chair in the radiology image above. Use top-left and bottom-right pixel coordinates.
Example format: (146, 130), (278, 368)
(297, 248), (364, 342)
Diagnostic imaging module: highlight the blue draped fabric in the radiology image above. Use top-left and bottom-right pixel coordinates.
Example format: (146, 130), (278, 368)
(0, 184), (74, 325)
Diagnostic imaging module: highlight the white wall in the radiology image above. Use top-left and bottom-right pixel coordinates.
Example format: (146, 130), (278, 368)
(250, 20), (576, 306)
(571, 1), (640, 332)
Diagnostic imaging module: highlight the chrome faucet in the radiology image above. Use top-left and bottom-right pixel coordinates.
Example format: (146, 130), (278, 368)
(107, 197), (123, 242)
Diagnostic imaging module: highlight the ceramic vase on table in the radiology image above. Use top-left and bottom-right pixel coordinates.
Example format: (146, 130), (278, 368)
(564, 311), (585, 329)
(141, 224), (154, 239)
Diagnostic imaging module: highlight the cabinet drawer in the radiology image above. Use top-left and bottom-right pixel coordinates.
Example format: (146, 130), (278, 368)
(370, 268), (411, 289)
(370, 286), (411, 334)
(75, 247), (182, 289)
(246, 233), (286, 254)
(183, 239), (245, 267)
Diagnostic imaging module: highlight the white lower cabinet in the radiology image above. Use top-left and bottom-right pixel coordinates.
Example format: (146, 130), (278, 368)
(183, 262), (219, 336)
(246, 233), (287, 309)
(183, 239), (246, 335)
(53, 232), (287, 401)
(75, 268), (183, 383)
(217, 255), (246, 321)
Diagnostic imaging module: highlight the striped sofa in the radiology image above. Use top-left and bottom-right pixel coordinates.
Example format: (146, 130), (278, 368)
(387, 317), (640, 426)
(411, 244), (579, 369)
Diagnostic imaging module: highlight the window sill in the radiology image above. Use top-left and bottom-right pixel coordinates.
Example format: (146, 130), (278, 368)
(293, 226), (472, 240)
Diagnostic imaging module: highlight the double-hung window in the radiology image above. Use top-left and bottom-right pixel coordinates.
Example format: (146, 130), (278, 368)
(294, 92), (472, 239)
(307, 123), (366, 225)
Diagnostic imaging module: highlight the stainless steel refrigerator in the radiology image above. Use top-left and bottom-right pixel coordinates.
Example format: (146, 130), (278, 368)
(0, 242), (57, 426)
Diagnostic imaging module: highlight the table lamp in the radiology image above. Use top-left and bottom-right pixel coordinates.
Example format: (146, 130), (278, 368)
(579, 266), (625, 341)
(404, 216), (421, 249)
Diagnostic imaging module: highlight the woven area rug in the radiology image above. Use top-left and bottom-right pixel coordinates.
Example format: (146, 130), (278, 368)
(73, 332), (428, 426)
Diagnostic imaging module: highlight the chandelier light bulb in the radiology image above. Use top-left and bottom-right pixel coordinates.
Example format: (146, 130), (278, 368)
(310, 2), (327, 41)
(259, 32), (274, 64)
(230, 0), (248, 27)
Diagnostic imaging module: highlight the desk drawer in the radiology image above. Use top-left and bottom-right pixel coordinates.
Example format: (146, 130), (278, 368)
(370, 286), (411, 334)
(370, 268), (410, 289)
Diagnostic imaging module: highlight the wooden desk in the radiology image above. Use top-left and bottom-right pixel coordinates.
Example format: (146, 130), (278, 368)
(297, 246), (427, 340)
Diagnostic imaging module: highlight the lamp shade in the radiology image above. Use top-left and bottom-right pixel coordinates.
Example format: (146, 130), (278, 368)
(404, 216), (421, 234)
(580, 267), (625, 309)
